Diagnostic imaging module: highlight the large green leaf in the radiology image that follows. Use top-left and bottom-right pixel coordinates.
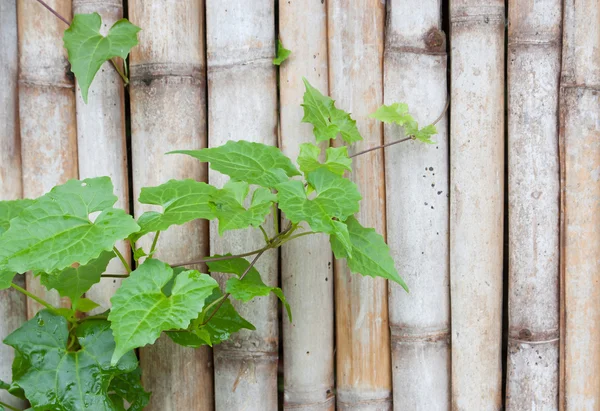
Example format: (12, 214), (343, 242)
(39, 250), (115, 303)
(273, 39), (291, 66)
(170, 140), (300, 188)
(108, 368), (151, 411)
(3, 311), (140, 411)
(166, 288), (255, 347)
(0, 199), (34, 236)
(132, 179), (218, 241)
(330, 216), (408, 291)
(297, 143), (352, 176)
(109, 258), (218, 364)
(301, 78), (362, 143)
(63, 13), (140, 103)
(0, 177), (139, 274)
(207, 257), (292, 321)
(210, 182), (276, 235)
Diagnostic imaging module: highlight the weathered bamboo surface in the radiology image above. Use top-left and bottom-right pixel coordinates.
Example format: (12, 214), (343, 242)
(384, 1), (450, 409)
(327, 1), (392, 409)
(449, 1), (505, 409)
(0, 1), (27, 408)
(205, 1), (280, 409)
(506, 0), (561, 408)
(279, 1), (334, 410)
(128, 1), (213, 409)
(17, 0), (77, 318)
(560, 0), (600, 409)
(73, 0), (130, 312)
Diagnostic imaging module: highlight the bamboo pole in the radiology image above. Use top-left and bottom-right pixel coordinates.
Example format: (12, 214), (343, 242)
(383, 1), (450, 409)
(128, 1), (213, 409)
(327, 1), (392, 409)
(72, 0), (130, 313)
(449, 1), (505, 409)
(0, 1), (28, 409)
(205, 1), (279, 409)
(506, 0), (561, 408)
(560, 0), (600, 408)
(17, 0), (77, 318)
(279, 1), (334, 410)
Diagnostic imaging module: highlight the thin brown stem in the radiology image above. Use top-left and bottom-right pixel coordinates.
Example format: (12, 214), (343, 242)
(101, 274), (129, 278)
(36, 0), (70, 25)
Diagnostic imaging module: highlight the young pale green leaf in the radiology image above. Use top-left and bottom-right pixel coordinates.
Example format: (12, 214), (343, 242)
(0, 199), (34, 236)
(4, 311), (139, 411)
(63, 13), (140, 103)
(132, 179), (218, 241)
(301, 78), (363, 143)
(297, 143), (352, 176)
(330, 216), (408, 291)
(210, 182), (276, 235)
(369, 103), (411, 125)
(408, 123), (437, 144)
(0, 177), (139, 275)
(170, 140), (300, 188)
(109, 258), (218, 364)
(273, 39), (291, 65)
(108, 368), (151, 411)
(0, 271), (15, 290)
(207, 257), (292, 321)
(75, 297), (101, 313)
(39, 250), (115, 303)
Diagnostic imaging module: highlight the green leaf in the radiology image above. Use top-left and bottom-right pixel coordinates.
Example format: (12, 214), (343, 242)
(170, 140), (300, 188)
(301, 78), (363, 143)
(0, 199), (34, 236)
(132, 179), (218, 241)
(63, 13), (140, 103)
(330, 216), (408, 291)
(210, 182), (276, 235)
(297, 143), (352, 176)
(207, 257), (292, 321)
(75, 297), (100, 313)
(276, 168), (361, 248)
(4, 311), (139, 411)
(39, 250), (115, 303)
(108, 258), (218, 364)
(0, 271), (15, 290)
(273, 39), (291, 65)
(108, 368), (151, 411)
(409, 123), (437, 144)
(0, 177), (139, 274)
(369, 103), (411, 125)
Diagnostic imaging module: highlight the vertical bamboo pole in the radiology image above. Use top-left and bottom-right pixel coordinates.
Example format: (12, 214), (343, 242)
(449, 1), (505, 409)
(128, 1), (213, 409)
(560, 0), (600, 408)
(17, 0), (77, 318)
(384, 1), (450, 409)
(0, 1), (27, 409)
(279, 1), (334, 410)
(73, 0), (129, 312)
(327, 1), (391, 409)
(205, 1), (279, 409)
(506, 1), (561, 408)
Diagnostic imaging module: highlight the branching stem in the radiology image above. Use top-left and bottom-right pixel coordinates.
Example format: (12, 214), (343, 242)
(10, 283), (61, 317)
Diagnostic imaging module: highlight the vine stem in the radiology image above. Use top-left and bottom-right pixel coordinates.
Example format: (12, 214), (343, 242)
(149, 231), (161, 257)
(36, 0), (69, 25)
(113, 247), (132, 273)
(101, 274), (129, 278)
(0, 400), (22, 411)
(10, 283), (61, 317)
(259, 225), (270, 245)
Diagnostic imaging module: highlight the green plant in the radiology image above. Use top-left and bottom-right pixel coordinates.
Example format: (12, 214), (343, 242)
(0, 5), (442, 411)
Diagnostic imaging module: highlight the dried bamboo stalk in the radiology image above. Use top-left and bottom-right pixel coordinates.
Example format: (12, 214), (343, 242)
(128, 1), (213, 409)
(449, 1), (505, 409)
(560, 0), (600, 408)
(17, 0), (77, 318)
(0, 1), (28, 408)
(279, 1), (334, 410)
(72, 0), (130, 313)
(327, 1), (392, 409)
(506, 1), (561, 408)
(205, 1), (279, 409)
(383, 1), (450, 409)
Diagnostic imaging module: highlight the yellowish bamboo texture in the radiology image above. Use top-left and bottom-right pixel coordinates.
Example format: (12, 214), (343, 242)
(506, 1), (561, 408)
(205, 1), (279, 409)
(0, 1), (27, 409)
(327, 1), (391, 409)
(560, 0), (600, 409)
(449, 1), (505, 410)
(279, 1), (334, 410)
(73, 0), (129, 312)
(128, 1), (213, 409)
(384, 1), (450, 409)
(17, 0), (77, 319)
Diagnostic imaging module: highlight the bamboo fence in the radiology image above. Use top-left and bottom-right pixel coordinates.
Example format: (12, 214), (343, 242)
(2, 0), (600, 410)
